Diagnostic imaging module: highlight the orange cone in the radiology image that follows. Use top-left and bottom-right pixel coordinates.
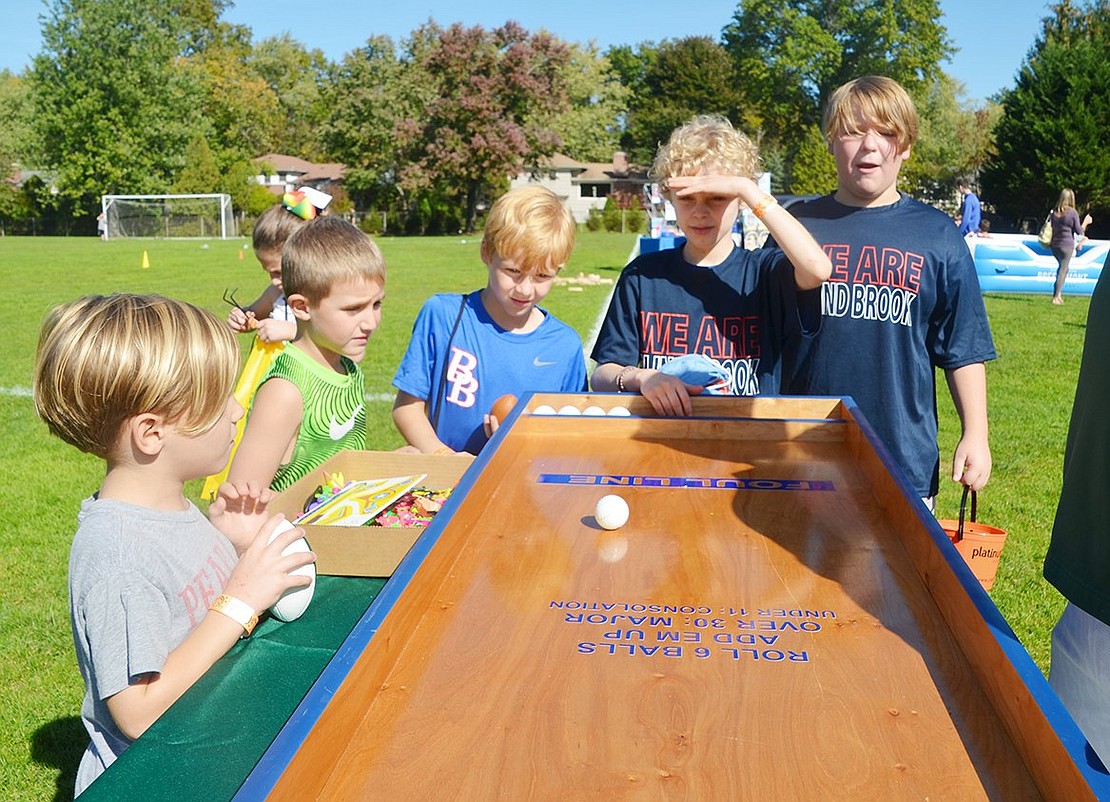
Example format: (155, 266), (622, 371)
(238, 249), (245, 260)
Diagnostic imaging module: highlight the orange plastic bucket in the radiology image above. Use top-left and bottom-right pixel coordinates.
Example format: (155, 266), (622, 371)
(938, 488), (1008, 590)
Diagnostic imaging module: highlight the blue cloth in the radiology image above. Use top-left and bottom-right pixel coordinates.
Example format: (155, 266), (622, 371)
(657, 354), (730, 394)
(393, 292), (587, 454)
(784, 193), (996, 497)
(590, 245), (818, 396)
(958, 191), (981, 236)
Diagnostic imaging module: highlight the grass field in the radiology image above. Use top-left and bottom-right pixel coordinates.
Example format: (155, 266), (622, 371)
(0, 232), (1091, 800)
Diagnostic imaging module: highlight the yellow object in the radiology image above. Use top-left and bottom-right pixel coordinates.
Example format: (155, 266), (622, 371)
(141, 250), (150, 269)
(201, 336), (284, 500)
(751, 194), (779, 220)
(209, 594), (259, 637)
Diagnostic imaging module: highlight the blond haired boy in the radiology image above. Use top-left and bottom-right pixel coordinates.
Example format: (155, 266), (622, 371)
(33, 294), (314, 795)
(783, 76), (995, 503)
(229, 216), (387, 490)
(392, 185), (587, 454)
(591, 114), (831, 415)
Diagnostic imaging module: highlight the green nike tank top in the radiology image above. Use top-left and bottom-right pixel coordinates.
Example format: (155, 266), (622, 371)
(263, 344), (366, 492)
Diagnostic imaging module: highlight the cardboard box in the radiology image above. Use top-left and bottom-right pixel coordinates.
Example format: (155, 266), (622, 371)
(270, 450), (474, 577)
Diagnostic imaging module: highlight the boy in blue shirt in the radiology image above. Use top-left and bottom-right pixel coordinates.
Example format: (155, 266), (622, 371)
(591, 115), (831, 415)
(957, 178), (981, 237)
(392, 186), (587, 454)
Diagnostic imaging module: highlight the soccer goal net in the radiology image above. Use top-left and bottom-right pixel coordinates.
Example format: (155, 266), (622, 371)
(101, 193), (236, 240)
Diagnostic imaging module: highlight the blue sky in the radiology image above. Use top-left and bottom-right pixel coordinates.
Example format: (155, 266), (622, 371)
(2, 0), (1053, 104)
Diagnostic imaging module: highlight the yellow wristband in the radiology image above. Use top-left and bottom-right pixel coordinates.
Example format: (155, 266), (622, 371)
(210, 594), (259, 638)
(751, 195), (779, 220)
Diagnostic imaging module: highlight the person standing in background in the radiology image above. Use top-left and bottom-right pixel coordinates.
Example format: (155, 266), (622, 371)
(957, 178), (981, 237)
(1050, 188), (1093, 305)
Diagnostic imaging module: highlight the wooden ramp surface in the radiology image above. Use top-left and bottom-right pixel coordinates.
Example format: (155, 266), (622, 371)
(262, 396), (1082, 800)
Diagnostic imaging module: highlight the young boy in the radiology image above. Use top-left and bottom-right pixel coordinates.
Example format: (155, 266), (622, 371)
(591, 115), (831, 415)
(783, 76), (996, 504)
(228, 216), (386, 491)
(392, 186), (587, 454)
(33, 294), (314, 796)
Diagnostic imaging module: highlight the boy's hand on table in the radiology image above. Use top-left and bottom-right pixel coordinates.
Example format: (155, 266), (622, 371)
(210, 481), (278, 553)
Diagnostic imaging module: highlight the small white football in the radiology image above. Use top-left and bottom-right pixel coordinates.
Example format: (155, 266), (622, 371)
(533, 404), (557, 415)
(582, 406), (607, 416)
(267, 519), (316, 622)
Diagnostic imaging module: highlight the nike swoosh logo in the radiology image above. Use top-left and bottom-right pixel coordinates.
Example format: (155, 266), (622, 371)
(328, 403), (364, 440)
(533, 357), (557, 367)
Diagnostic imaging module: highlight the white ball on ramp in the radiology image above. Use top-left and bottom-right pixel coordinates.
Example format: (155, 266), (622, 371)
(594, 494), (629, 530)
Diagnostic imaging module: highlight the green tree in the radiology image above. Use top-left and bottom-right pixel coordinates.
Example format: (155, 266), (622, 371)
(789, 125), (837, 194)
(319, 35), (411, 211)
(982, 2), (1110, 225)
(0, 182), (29, 235)
(723, 0), (953, 145)
(30, 0), (212, 217)
(898, 74), (994, 208)
(548, 42), (630, 163)
(173, 133), (220, 193)
(0, 71), (36, 172)
(394, 21), (571, 232)
(190, 25), (286, 169)
(249, 35), (332, 160)
(614, 37), (743, 165)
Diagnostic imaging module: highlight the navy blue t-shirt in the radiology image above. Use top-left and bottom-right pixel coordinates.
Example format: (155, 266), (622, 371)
(591, 244), (816, 396)
(784, 194), (996, 497)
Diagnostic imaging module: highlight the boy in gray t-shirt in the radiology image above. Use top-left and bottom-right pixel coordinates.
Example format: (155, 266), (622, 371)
(34, 294), (316, 795)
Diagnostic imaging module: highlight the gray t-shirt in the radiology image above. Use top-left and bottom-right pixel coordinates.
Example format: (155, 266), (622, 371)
(70, 496), (238, 795)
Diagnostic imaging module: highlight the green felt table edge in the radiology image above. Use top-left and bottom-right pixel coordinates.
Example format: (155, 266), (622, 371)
(77, 575), (385, 801)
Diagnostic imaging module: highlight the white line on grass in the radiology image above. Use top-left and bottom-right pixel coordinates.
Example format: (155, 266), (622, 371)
(582, 239), (640, 359)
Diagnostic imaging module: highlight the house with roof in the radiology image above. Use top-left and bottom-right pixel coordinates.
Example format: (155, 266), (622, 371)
(509, 152), (648, 222)
(253, 153), (347, 198)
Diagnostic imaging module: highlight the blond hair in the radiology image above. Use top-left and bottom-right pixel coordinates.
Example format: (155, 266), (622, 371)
(823, 76), (919, 151)
(252, 202), (308, 253)
(481, 186), (576, 272)
(281, 216), (386, 304)
(1055, 188), (1077, 215)
(33, 294), (238, 459)
(650, 115), (760, 189)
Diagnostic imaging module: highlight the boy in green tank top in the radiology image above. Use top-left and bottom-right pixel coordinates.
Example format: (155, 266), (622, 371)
(228, 216), (386, 491)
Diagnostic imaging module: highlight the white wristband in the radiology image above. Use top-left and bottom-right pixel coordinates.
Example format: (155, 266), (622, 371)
(210, 594), (259, 637)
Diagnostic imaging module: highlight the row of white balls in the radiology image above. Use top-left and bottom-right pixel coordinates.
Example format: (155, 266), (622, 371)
(533, 404), (631, 417)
